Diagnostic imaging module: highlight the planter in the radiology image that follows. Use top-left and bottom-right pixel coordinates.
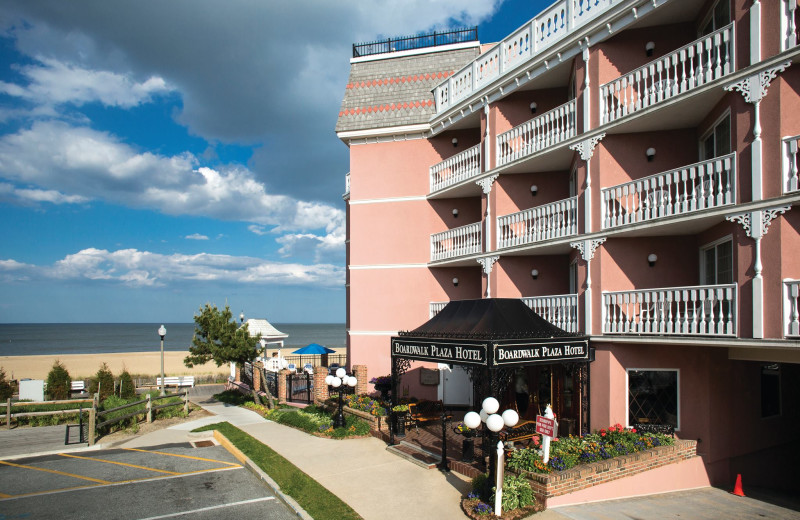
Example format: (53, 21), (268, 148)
(374, 383), (391, 401)
(392, 413), (406, 437)
(461, 437), (475, 463)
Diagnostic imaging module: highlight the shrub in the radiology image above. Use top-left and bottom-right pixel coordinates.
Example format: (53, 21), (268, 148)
(118, 371), (136, 399)
(46, 361), (72, 400)
(0, 367), (14, 401)
(89, 363), (115, 401)
(494, 474), (535, 512)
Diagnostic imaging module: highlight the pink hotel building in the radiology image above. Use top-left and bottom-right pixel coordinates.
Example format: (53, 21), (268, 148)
(336, 0), (800, 487)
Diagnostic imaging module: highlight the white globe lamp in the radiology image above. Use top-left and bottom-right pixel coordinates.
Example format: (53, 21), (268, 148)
(486, 413), (505, 433)
(336, 367), (347, 379)
(482, 397), (499, 415)
(502, 409), (520, 428)
(479, 409), (489, 423)
(463, 411), (481, 430)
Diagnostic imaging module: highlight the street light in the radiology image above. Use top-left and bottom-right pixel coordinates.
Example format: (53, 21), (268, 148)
(325, 367), (357, 428)
(158, 325), (167, 396)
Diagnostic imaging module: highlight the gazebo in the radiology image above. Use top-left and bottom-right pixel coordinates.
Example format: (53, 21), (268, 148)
(245, 318), (288, 363)
(390, 298), (593, 433)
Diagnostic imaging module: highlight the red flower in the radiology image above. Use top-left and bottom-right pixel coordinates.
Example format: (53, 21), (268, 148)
(631, 428), (637, 433)
(601, 432), (606, 437)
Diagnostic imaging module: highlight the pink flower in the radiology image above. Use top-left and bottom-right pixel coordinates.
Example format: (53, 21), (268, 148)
(601, 432), (606, 437)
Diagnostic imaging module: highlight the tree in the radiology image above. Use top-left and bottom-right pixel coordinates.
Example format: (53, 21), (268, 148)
(46, 360), (72, 400)
(0, 367), (14, 401)
(184, 303), (275, 408)
(89, 363), (114, 401)
(119, 370), (136, 399)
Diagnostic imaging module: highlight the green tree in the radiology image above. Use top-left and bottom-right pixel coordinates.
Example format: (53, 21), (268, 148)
(185, 304), (274, 408)
(119, 370), (136, 399)
(89, 363), (115, 401)
(46, 360), (72, 400)
(0, 367), (14, 401)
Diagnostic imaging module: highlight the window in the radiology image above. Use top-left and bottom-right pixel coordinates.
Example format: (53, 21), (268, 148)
(701, 113), (731, 160)
(701, 0), (731, 36)
(628, 369), (679, 429)
(569, 260), (578, 294)
(701, 238), (733, 285)
(761, 364), (781, 418)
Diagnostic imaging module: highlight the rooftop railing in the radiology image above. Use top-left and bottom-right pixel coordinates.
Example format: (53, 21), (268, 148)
(353, 27), (478, 58)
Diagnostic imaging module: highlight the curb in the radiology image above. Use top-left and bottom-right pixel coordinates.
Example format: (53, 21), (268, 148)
(212, 429), (314, 520)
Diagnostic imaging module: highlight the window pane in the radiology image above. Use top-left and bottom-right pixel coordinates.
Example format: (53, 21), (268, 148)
(714, 0), (731, 29)
(703, 134), (715, 160)
(628, 370), (679, 428)
(716, 241), (733, 284)
(761, 364), (781, 418)
(704, 248), (716, 284)
(715, 116), (731, 156)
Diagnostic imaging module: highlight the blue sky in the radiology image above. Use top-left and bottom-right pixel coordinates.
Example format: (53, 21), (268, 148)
(0, 0), (548, 323)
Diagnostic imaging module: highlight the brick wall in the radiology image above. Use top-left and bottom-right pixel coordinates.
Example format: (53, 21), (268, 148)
(526, 440), (697, 505)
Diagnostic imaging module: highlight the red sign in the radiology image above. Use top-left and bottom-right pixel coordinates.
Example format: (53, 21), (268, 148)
(535, 415), (555, 437)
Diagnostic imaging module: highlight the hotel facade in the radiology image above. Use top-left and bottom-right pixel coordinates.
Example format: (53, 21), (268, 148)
(336, 0), (800, 487)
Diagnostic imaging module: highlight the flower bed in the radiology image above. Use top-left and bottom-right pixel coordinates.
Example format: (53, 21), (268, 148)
(243, 402), (371, 439)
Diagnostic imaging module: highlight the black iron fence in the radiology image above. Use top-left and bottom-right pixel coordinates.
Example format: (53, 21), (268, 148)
(353, 27), (478, 58)
(282, 354), (347, 370)
(287, 372), (313, 404)
(261, 368), (278, 398)
(242, 362), (254, 388)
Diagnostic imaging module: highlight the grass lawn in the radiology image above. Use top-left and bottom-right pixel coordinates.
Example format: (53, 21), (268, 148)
(194, 421), (363, 520)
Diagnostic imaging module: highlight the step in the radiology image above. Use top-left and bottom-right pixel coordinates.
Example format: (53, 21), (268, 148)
(386, 441), (441, 469)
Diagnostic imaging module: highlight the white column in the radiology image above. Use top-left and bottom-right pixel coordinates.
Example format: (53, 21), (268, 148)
(477, 256), (500, 298)
(477, 174), (499, 253)
(570, 134), (605, 234)
(570, 239), (606, 334)
(582, 41), (591, 134)
(750, 0), (761, 65)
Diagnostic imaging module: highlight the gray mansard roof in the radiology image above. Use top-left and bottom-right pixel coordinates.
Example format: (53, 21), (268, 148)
(335, 47), (479, 134)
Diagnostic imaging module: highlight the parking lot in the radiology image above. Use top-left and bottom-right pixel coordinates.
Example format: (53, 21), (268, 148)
(0, 442), (298, 519)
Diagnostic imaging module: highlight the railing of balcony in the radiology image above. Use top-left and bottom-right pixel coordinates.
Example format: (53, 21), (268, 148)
(785, 280), (800, 338)
(601, 153), (736, 229)
(345, 172), (351, 197)
(430, 301), (448, 318)
(497, 196), (578, 249)
(430, 143), (482, 193)
(781, 135), (800, 194)
(431, 221), (483, 262)
(434, 0), (615, 112)
(599, 23), (735, 125)
(522, 293), (579, 333)
(353, 27), (478, 58)
(782, 0), (799, 52)
(496, 99), (577, 167)
(603, 283), (737, 336)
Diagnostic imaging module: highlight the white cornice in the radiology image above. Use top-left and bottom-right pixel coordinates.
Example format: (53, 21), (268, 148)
(350, 41), (481, 64)
(349, 195), (427, 205)
(347, 330), (399, 336)
(349, 264), (429, 270)
(337, 124), (431, 143)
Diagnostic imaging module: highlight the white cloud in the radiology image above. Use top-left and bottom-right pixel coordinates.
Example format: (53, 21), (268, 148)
(1, 248), (345, 288)
(0, 182), (89, 205)
(185, 233), (209, 240)
(248, 225), (267, 236)
(0, 57), (173, 109)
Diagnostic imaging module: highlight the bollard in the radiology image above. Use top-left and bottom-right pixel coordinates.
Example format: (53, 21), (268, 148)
(183, 392), (189, 414)
(146, 394), (152, 423)
(6, 398), (10, 429)
(437, 411), (450, 472)
(88, 407), (96, 446)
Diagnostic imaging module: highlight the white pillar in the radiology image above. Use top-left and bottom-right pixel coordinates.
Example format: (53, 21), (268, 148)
(750, 0), (761, 65)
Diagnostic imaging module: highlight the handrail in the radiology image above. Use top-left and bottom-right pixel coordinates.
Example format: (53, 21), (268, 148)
(430, 221), (483, 261)
(353, 27), (478, 58)
(430, 143), (481, 193)
(496, 99), (576, 167)
(497, 196), (578, 249)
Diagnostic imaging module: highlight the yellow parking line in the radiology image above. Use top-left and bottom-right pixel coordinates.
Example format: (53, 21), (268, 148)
(58, 453), (180, 475)
(122, 447), (240, 466)
(0, 492), (12, 498)
(0, 460), (110, 484)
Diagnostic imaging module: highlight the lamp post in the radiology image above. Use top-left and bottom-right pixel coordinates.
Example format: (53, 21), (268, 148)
(157, 325), (167, 396)
(325, 367), (357, 428)
(463, 397), (519, 508)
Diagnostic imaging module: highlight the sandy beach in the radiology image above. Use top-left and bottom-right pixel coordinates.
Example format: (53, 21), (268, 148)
(0, 352), (231, 380)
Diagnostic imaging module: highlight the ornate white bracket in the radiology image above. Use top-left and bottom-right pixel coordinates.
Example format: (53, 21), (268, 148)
(570, 238), (606, 262)
(477, 255), (500, 275)
(726, 205), (791, 239)
(476, 174), (499, 194)
(569, 133), (606, 161)
(724, 62), (791, 104)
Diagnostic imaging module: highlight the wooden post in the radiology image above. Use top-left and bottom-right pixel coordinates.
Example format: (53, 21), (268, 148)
(146, 394), (152, 423)
(88, 407), (96, 446)
(6, 398), (10, 429)
(183, 392), (189, 414)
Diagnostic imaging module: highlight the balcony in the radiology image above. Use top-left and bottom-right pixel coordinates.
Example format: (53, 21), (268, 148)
(434, 0), (616, 112)
(782, 135), (800, 194)
(599, 24), (735, 126)
(522, 293), (579, 333)
(497, 196), (578, 249)
(496, 99), (577, 168)
(430, 221), (482, 262)
(344, 172), (350, 198)
(430, 143), (482, 193)
(601, 153), (736, 230)
(602, 283), (737, 337)
(785, 280), (800, 338)
(430, 294), (578, 332)
(782, 0), (798, 52)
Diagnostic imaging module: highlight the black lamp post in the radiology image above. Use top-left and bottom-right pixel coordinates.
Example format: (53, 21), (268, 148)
(325, 368), (357, 428)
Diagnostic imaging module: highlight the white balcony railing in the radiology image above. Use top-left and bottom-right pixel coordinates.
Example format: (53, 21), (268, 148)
(434, 0), (615, 112)
(603, 283), (737, 336)
(782, 0), (799, 52)
(522, 293), (579, 333)
(497, 196), (578, 249)
(344, 172), (350, 197)
(496, 99), (577, 167)
(599, 23), (735, 125)
(431, 221), (483, 262)
(782, 135), (800, 194)
(601, 153), (736, 229)
(430, 301), (448, 318)
(430, 143), (482, 193)
(785, 280), (800, 338)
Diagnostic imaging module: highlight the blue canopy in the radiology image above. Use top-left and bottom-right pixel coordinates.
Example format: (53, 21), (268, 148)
(292, 343), (336, 355)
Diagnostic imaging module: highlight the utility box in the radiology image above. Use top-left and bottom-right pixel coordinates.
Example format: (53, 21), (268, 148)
(19, 379), (45, 402)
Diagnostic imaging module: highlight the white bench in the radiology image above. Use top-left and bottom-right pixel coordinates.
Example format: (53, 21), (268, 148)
(157, 376), (195, 388)
(71, 381), (86, 392)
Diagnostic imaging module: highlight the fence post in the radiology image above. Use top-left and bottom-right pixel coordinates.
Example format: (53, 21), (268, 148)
(6, 398), (10, 428)
(183, 392), (188, 414)
(146, 394), (152, 423)
(88, 407), (96, 446)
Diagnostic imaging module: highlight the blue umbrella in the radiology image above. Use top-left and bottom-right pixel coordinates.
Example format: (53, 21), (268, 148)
(292, 343), (336, 355)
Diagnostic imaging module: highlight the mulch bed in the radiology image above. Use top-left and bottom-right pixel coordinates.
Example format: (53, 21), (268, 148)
(460, 498), (543, 519)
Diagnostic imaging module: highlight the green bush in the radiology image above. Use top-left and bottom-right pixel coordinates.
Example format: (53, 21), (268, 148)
(46, 361), (72, 400)
(0, 367), (14, 401)
(118, 371), (136, 399)
(89, 363), (115, 401)
(494, 474), (535, 511)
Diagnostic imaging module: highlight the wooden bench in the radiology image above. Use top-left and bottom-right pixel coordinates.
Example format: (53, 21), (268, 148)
(157, 376), (195, 388)
(71, 381), (86, 393)
(633, 422), (675, 437)
(500, 420), (539, 447)
(407, 400), (452, 432)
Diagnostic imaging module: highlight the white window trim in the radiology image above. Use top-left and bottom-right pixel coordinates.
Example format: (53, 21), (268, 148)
(626, 368), (681, 431)
(699, 234), (733, 285)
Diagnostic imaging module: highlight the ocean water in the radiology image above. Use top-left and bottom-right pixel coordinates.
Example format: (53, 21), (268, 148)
(0, 323), (346, 357)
